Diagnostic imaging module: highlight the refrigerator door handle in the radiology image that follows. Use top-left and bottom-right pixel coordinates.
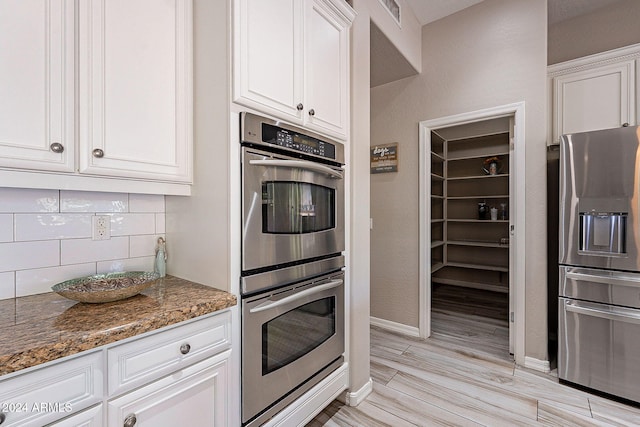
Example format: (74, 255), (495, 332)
(565, 270), (640, 288)
(565, 300), (640, 325)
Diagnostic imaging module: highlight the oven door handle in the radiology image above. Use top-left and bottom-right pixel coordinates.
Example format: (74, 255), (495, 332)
(249, 279), (343, 314)
(249, 159), (343, 179)
(565, 300), (640, 325)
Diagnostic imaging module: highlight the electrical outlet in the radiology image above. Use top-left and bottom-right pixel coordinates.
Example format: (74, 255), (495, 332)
(92, 215), (111, 240)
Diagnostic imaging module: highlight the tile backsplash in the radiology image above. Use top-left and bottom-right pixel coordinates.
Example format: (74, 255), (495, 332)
(0, 188), (165, 300)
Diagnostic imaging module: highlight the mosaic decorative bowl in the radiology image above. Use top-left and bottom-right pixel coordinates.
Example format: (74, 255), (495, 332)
(52, 271), (160, 303)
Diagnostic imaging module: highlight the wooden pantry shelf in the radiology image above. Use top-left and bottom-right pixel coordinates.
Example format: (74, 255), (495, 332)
(447, 240), (509, 248)
(448, 173), (509, 181)
(431, 276), (508, 294)
(446, 261), (509, 273)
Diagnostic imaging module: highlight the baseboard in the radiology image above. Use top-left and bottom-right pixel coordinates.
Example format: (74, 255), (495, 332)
(370, 316), (420, 337)
(264, 363), (348, 427)
(345, 378), (373, 407)
(524, 356), (551, 373)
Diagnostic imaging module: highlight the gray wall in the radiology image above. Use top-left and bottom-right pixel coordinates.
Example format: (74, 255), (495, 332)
(548, 0), (640, 64)
(370, 0), (549, 360)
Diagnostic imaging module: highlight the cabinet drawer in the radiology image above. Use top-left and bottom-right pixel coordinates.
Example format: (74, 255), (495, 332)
(0, 352), (103, 427)
(108, 311), (231, 396)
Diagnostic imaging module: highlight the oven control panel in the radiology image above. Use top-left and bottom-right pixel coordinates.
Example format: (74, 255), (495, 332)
(241, 112), (343, 164)
(273, 129), (334, 158)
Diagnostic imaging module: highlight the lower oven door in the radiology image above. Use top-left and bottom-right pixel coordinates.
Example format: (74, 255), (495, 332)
(559, 297), (640, 403)
(242, 271), (345, 425)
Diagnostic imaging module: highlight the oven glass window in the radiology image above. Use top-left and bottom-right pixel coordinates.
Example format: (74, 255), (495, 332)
(262, 182), (335, 234)
(262, 296), (336, 375)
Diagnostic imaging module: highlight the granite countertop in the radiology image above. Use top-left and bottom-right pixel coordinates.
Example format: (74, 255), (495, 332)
(0, 275), (237, 377)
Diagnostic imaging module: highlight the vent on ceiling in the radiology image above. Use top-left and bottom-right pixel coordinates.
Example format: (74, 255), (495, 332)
(379, 0), (400, 24)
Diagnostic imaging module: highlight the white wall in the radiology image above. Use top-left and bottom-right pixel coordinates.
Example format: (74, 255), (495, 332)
(0, 188), (165, 299)
(370, 0), (549, 360)
(165, 0), (230, 292)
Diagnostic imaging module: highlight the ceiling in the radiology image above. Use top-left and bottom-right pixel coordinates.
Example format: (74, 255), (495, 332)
(404, 0), (626, 26)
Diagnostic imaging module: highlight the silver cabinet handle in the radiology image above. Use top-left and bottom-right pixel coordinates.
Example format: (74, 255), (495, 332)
(250, 279), (343, 313)
(92, 148), (105, 158)
(308, 108), (315, 116)
(123, 414), (137, 427)
(180, 343), (191, 355)
(50, 142), (64, 153)
(297, 103), (304, 111)
(565, 300), (640, 325)
(249, 159), (343, 179)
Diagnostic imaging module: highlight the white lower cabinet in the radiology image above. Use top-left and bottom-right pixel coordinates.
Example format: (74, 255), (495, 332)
(0, 351), (103, 427)
(107, 351), (230, 427)
(0, 311), (233, 427)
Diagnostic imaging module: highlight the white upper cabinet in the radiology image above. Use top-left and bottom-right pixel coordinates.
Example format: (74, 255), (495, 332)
(0, 0), (75, 172)
(0, 0), (193, 195)
(548, 44), (639, 145)
(78, 0), (192, 182)
(233, 0), (355, 140)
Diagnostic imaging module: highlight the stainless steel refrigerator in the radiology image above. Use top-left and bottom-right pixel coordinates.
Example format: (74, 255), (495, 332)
(559, 125), (640, 404)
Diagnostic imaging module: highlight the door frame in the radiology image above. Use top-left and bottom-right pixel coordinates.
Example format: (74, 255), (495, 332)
(418, 102), (525, 366)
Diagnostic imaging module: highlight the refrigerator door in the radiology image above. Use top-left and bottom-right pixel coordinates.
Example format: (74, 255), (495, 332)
(559, 125), (640, 271)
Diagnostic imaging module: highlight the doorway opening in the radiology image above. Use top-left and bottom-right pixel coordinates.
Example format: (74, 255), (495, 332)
(419, 103), (525, 365)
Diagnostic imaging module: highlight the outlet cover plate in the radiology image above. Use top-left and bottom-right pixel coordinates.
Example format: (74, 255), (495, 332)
(92, 215), (111, 240)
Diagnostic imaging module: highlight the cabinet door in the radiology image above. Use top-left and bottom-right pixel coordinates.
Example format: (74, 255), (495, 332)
(551, 60), (636, 143)
(303, 0), (350, 139)
(47, 405), (103, 427)
(0, 0), (75, 172)
(233, 0), (303, 123)
(107, 352), (229, 427)
(78, 0), (192, 182)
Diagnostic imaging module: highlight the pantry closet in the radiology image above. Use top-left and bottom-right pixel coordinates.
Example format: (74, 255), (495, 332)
(428, 117), (513, 358)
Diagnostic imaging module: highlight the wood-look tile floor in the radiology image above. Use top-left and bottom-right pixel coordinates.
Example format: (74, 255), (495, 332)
(307, 285), (640, 426)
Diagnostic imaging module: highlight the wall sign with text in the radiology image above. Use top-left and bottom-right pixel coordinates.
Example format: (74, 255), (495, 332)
(370, 143), (398, 174)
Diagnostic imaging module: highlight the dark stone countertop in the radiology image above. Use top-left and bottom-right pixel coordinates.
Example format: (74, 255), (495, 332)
(0, 275), (236, 377)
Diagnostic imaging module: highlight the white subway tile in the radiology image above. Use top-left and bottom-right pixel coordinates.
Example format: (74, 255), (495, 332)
(130, 234), (164, 258)
(110, 213), (155, 236)
(0, 188), (59, 213)
(15, 214), (92, 241)
(0, 272), (15, 300)
(61, 236), (128, 264)
(60, 190), (128, 213)
(0, 241), (60, 272)
(155, 213), (166, 234)
(129, 194), (165, 213)
(97, 256), (155, 274)
(0, 214), (13, 242)
(16, 263), (96, 297)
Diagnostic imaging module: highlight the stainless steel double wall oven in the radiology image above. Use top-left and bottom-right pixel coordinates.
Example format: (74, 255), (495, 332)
(240, 113), (345, 426)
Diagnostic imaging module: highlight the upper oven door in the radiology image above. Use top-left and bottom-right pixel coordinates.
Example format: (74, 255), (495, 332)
(242, 147), (344, 273)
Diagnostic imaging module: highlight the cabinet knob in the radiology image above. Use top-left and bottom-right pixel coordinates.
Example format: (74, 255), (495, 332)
(308, 109), (315, 116)
(123, 414), (137, 427)
(50, 142), (64, 153)
(180, 343), (191, 355)
(92, 148), (105, 158)
(0, 412), (6, 425)
(296, 103), (304, 111)
(623, 122), (630, 127)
